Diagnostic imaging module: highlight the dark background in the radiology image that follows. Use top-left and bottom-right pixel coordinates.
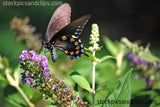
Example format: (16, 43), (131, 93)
(71, 0), (160, 46)
(1, 0), (160, 45)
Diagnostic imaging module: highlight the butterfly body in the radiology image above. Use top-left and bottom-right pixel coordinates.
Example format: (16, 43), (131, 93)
(41, 3), (90, 62)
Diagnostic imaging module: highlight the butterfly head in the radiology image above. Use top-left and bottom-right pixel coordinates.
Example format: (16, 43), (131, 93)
(42, 41), (52, 50)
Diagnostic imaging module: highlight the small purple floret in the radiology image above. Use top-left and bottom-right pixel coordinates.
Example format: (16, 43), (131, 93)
(63, 89), (67, 93)
(22, 79), (26, 84)
(29, 50), (36, 56)
(133, 56), (140, 64)
(22, 50), (28, 55)
(126, 52), (133, 59)
(43, 72), (50, 78)
(53, 85), (56, 89)
(27, 77), (33, 84)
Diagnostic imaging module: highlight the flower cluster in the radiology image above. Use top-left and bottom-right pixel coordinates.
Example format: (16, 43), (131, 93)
(18, 50), (51, 88)
(18, 50), (90, 106)
(126, 52), (152, 70)
(88, 24), (100, 52)
(126, 52), (160, 89)
(40, 78), (89, 107)
(10, 17), (41, 51)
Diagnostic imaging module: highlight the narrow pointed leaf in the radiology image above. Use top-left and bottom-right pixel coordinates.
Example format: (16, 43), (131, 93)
(103, 36), (119, 56)
(103, 69), (132, 107)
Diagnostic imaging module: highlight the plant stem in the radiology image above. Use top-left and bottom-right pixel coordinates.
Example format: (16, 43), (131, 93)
(5, 68), (35, 107)
(89, 23), (99, 106)
(15, 85), (35, 107)
(92, 50), (96, 105)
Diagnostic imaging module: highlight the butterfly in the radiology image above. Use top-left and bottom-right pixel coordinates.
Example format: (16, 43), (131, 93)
(41, 3), (91, 62)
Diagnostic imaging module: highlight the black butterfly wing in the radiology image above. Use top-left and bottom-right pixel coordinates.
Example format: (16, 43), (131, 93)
(50, 15), (91, 60)
(45, 3), (70, 62)
(50, 14), (91, 41)
(45, 3), (71, 42)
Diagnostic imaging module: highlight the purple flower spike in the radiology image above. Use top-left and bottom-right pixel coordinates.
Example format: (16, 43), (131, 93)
(126, 52), (133, 59)
(18, 50), (90, 106)
(19, 49), (50, 88)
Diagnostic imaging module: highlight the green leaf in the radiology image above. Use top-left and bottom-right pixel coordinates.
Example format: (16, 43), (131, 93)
(30, 92), (42, 104)
(98, 55), (115, 64)
(96, 90), (109, 107)
(86, 52), (96, 61)
(103, 36), (119, 56)
(139, 53), (155, 63)
(150, 95), (160, 107)
(67, 70), (91, 92)
(2, 57), (9, 68)
(103, 69), (132, 107)
(144, 43), (150, 52)
(0, 74), (7, 82)
(4, 85), (28, 107)
(67, 70), (75, 74)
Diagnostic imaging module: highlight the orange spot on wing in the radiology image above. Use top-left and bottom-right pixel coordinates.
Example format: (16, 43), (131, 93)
(70, 38), (75, 42)
(75, 46), (80, 50)
(61, 36), (67, 40)
(64, 50), (69, 54)
(74, 42), (79, 46)
(76, 50), (79, 54)
(70, 51), (74, 55)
